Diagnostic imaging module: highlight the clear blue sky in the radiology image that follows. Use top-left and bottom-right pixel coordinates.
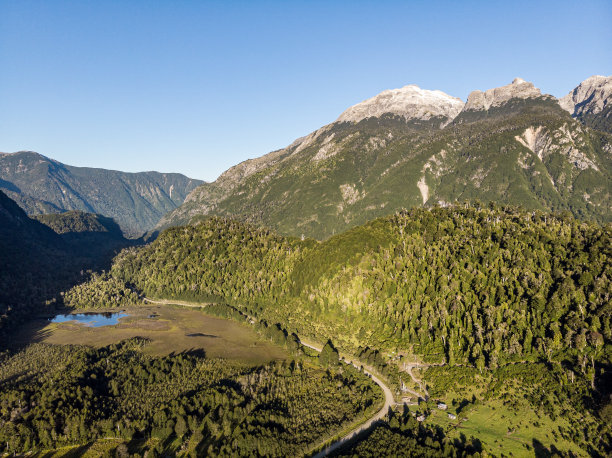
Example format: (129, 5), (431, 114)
(1, 0), (610, 181)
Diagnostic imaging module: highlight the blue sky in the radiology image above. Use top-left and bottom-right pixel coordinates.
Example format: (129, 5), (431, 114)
(1, 0), (610, 181)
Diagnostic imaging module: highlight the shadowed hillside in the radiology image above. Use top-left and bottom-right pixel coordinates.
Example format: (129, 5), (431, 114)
(0, 191), (134, 339)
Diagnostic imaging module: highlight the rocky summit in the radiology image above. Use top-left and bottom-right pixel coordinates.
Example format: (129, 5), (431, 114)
(559, 75), (612, 133)
(462, 77), (550, 111)
(560, 75), (612, 116)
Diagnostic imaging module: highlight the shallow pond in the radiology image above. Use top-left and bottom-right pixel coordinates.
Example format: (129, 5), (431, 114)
(50, 312), (128, 327)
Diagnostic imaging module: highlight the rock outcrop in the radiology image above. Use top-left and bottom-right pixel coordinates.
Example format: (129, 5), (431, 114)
(463, 78), (546, 111)
(559, 75), (612, 117)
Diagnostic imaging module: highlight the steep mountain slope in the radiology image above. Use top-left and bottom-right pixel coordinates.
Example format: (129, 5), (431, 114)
(0, 189), (70, 333)
(560, 75), (612, 134)
(0, 151), (204, 236)
(158, 79), (612, 239)
(0, 191), (132, 337)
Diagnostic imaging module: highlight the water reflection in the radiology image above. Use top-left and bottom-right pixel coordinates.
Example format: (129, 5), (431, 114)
(50, 312), (128, 327)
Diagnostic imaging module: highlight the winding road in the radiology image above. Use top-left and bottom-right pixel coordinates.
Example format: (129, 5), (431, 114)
(138, 295), (396, 457)
(299, 340), (395, 457)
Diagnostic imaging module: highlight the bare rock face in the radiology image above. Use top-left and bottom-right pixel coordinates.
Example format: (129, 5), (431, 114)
(463, 78), (544, 111)
(336, 85), (464, 123)
(559, 75), (612, 116)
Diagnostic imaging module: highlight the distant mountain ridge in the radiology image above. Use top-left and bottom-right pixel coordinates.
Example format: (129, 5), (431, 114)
(0, 151), (204, 236)
(157, 76), (612, 239)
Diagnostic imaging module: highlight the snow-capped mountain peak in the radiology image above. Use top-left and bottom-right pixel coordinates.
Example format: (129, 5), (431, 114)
(336, 84), (464, 124)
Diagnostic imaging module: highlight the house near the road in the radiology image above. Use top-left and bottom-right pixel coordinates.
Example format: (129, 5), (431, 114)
(416, 414), (426, 422)
(437, 402), (447, 410)
(448, 413), (457, 420)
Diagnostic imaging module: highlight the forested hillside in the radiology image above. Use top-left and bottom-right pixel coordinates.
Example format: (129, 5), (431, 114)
(67, 204), (612, 453)
(82, 206), (611, 367)
(34, 210), (123, 236)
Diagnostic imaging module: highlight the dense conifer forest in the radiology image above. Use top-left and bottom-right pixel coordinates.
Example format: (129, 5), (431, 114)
(0, 338), (381, 456)
(63, 203), (611, 454)
(73, 205), (610, 373)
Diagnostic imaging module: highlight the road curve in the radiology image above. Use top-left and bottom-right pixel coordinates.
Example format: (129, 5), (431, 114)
(139, 296), (395, 456)
(301, 340), (394, 458)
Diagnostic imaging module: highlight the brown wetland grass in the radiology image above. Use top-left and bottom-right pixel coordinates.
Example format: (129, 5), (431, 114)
(15, 305), (287, 364)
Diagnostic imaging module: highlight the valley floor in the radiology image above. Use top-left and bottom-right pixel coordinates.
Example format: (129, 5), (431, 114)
(13, 305), (286, 363)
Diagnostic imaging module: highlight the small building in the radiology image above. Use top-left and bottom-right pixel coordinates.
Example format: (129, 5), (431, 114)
(416, 415), (426, 422)
(448, 413), (457, 420)
(437, 402), (447, 410)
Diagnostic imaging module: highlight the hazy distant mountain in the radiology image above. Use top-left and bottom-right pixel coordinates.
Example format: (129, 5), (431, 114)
(560, 75), (612, 133)
(0, 151), (204, 236)
(157, 77), (612, 239)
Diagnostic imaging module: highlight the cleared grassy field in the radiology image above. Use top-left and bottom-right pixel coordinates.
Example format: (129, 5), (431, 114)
(452, 401), (586, 457)
(419, 401), (586, 457)
(17, 305), (287, 363)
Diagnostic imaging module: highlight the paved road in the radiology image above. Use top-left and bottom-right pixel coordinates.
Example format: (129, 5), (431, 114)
(301, 340), (395, 458)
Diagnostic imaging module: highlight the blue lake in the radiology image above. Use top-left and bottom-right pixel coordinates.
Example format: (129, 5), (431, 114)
(50, 312), (128, 327)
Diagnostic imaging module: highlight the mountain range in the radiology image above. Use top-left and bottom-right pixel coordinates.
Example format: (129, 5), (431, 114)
(156, 75), (612, 240)
(0, 151), (203, 236)
(1, 76), (610, 241)
(1, 74), (611, 456)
